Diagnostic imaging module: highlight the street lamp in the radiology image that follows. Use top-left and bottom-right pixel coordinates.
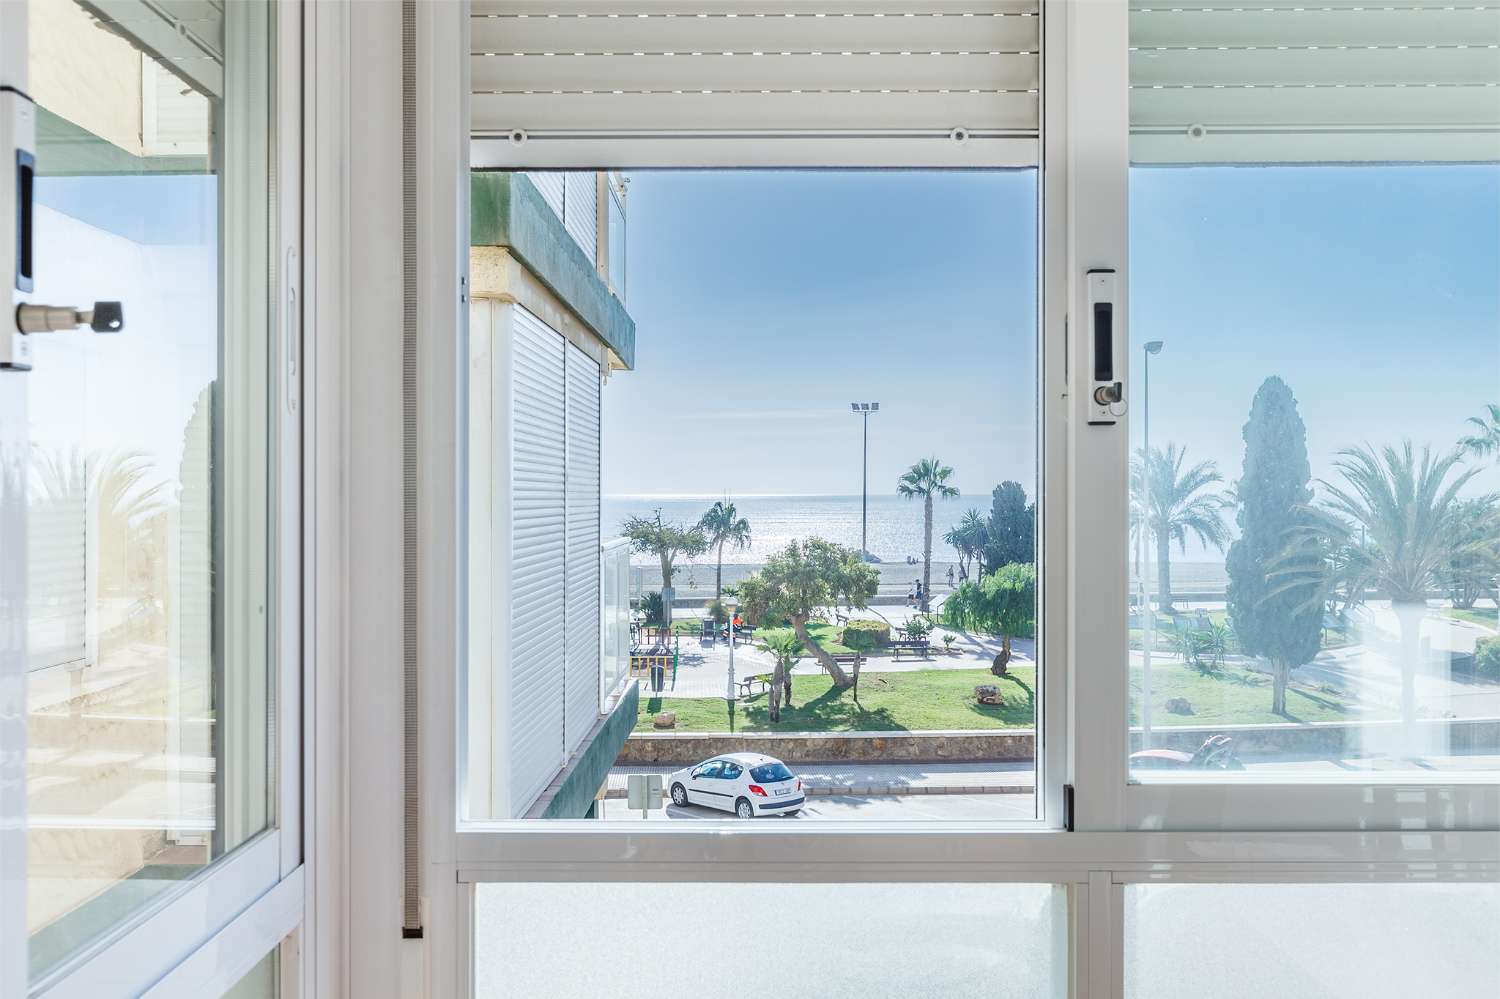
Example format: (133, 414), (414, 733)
(1140, 340), (1164, 750)
(850, 402), (880, 559)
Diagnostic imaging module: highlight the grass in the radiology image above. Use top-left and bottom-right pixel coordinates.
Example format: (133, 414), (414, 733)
(635, 667), (1038, 733)
(668, 618), (862, 656)
(634, 658), (1369, 734)
(1443, 606), (1499, 630)
(1129, 660), (1367, 727)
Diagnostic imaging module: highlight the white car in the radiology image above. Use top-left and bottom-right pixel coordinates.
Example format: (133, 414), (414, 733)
(667, 753), (804, 818)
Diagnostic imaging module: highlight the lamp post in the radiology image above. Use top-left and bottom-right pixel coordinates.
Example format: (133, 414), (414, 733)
(850, 402), (880, 559)
(1140, 340), (1164, 750)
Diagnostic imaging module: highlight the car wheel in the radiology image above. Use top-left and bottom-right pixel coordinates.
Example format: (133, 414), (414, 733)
(670, 782), (688, 807)
(735, 797), (754, 819)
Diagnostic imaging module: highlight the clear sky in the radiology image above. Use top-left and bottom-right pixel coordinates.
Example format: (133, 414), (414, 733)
(603, 165), (1499, 560)
(600, 169), (1040, 499)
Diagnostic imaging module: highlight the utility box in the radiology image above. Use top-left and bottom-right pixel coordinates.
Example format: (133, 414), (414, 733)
(626, 773), (663, 814)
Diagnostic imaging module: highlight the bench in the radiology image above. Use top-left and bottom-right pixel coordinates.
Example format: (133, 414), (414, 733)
(737, 673), (772, 699)
(890, 639), (930, 661)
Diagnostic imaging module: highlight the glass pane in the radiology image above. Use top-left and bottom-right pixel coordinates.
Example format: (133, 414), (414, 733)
(1125, 882), (1500, 998)
(475, 882), (1067, 999)
(1127, 3), (1500, 779)
(466, 169), (1041, 821)
(22, 0), (276, 981)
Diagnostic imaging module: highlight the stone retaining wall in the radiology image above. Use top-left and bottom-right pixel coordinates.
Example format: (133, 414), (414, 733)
(617, 729), (1035, 766)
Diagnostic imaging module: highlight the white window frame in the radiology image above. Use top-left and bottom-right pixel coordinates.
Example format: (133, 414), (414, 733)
(0, 2), (315, 995)
(399, 3), (1500, 999)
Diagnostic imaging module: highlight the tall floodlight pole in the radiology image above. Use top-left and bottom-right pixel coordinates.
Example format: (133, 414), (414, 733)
(1140, 341), (1164, 750)
(851, 402), (879, 558)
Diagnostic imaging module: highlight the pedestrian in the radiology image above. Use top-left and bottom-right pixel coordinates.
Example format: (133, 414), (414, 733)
(915, 580), (924, 606)
(907, 582), (916, 607)
(946, 565), (955, 588)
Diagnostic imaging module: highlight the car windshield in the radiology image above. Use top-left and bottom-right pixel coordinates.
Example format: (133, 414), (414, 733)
(750, 763), (794, 783)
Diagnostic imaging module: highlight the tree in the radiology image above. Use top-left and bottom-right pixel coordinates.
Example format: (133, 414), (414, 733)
(1459, 403), (1500, 460)
(1130, 444), (1230, 611)
(898, 456), (958, 612)
(762, 631), (804, 722)
(1286, 443), (1482, 746)
(943, 508), (988, 581)
(942, 563), (1036, 676)
(697, 498), (752, 615)
(748, 538), (878, 688)
(621, 509), (707, 626)
(1445, 498), (1500, 610)
(982, 481), (1035, 574)
(1224, 377), (1323, 716)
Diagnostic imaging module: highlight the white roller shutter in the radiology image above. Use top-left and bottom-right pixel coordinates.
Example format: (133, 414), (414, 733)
(1130, 0), (1500, 163)
(78, 0), (225, 98)
(563, 171), (599, 267)
(471, 1), (1041, 151)
(564, 342), (602, 755)
(510, 306), (569, 810)
(527, 170), (567, 220)
(27, 471), (87, 673)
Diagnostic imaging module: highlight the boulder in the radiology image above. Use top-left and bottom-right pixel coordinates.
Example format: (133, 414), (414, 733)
(653, 711), (677, 729)
(1165, 697), (1193, 716)
(974, 684), (1004, 706)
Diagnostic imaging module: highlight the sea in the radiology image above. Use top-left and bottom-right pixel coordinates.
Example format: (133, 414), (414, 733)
(603, 493), (972, 567)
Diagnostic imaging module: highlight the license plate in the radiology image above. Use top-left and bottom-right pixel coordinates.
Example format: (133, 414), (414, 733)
(775, 788), (791, 796)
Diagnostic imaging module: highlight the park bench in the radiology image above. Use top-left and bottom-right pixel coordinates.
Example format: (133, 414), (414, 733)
(738, 673), (772, 698)
(830, 653), (864, 673)
(890, 639), (931, 661)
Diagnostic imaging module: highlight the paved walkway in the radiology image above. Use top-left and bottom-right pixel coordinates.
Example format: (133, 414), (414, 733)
(606, 761), (1033, 799)
(600, 792), (1037, 822)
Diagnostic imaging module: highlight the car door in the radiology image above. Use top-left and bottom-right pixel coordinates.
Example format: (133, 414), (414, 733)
(687, 760), (724, 806)
(717, 761), (746, 812)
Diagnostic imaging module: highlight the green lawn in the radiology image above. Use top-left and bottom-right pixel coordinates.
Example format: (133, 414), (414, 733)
(636, 666), (1037, 733)
(667, 618), (862, 656)
(635, 659), (1367, 734)
(1129, 661), (1367, 727)
(1444, 606), (1499, 630)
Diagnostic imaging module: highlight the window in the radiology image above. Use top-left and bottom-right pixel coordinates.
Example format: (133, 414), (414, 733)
(1124, 881), (1500, 998)
(473, 882), (1069, 999)
(1125, 0), (1500, 781)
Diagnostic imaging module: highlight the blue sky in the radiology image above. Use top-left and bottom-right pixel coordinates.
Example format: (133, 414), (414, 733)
(601, 170), (1039, 499)
(603, 166), (1500, 553)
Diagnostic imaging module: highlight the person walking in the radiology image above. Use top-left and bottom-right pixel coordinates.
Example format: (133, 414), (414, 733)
(907, 581), (917, 607)
(946, 565), (955, 588)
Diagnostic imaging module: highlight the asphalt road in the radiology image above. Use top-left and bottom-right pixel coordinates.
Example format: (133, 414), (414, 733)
(598, 791), (1037, 822)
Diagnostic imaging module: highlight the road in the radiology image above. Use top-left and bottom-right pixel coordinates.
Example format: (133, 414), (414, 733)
(599, 792), (1037, 822)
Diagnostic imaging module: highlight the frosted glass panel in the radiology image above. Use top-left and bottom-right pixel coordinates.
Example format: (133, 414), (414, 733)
(475, 882), (1067, 999)
(1125, 882), (1500, 999)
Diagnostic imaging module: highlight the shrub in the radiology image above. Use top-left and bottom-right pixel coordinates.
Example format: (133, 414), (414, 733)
(640, 590), (664, 626)
(707, 599), (728, 623)
(1476, 637), (1500, 681)
(904, 616), (934, 640)
(841, 619), (890, 652)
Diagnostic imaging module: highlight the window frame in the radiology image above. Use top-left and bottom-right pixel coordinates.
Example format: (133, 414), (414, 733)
(407, 2), (1500, 998)
(0, 2), (312, 995)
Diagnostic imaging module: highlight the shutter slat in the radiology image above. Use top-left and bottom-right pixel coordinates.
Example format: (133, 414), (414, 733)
(473, 51), (1038, 93)
(474, 88), (1037, 132)
(474, 10), (1038, 51)
(1132, 46), (1500, 89)
(1132, 8), (1500, 50)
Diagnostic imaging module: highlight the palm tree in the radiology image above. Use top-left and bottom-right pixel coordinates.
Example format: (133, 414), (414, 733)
(1460, 403), (1500, 460)
(697, 498), (752, 614)
(1130, 444), (1230, 611)
(943, 507), (988, 581)
(1312, 443), (1481, 745)
(898, 456), (958, 612)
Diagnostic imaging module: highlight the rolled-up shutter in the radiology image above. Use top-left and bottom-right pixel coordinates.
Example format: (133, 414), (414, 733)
(77, 0), (225, 98)
(471, 1), (1041, 157)
(511, 306), (569, 810)
(1130, 0), (1500, 163)
(564, 342), (601, 755)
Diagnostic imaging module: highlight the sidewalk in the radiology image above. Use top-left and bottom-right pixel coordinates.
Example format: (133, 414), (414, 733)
(605, 761), (1034, 799)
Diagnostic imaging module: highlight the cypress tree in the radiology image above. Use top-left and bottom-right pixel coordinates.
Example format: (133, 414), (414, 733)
(1225, 377), (1323, 716)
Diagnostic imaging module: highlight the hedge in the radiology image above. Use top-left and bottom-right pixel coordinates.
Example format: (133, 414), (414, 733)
(841, 619), (891, 652)
(1477, 637), (1500, 681)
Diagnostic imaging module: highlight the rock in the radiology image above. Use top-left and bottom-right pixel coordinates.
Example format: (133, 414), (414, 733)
(974, 684), (1003, 706)
(653, 711), (677, 729)
(1165, 697), (1193, 716)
